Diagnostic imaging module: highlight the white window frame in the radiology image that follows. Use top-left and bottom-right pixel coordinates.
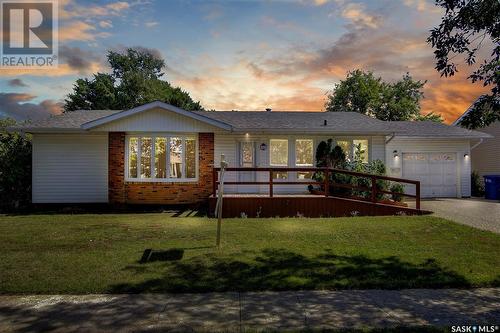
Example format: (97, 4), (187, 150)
(125, 133), (199, 182)
(294, 138), (315, 181)
(294, 139), (314, 167)
(335, 137), (370, 163)
(269, 139), (289, 167)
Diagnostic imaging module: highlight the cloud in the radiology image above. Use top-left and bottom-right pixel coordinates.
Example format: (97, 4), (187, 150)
(169, 8), (487, 123)
(314, 0), (330, 5)
(0, 93), (62, 121)
(57, 0), (140, 43)
(59, 46), (102, 73)
(99, 20), (113, 28)
(145, 21), (159, 28)
(0, 62), (102, 77)
(403, 0), (442, 13)
(59, 21), (100, 42)
(60, 0), (131, 19)
(340, 3), (381, 28)
(7, 79), (28, 87)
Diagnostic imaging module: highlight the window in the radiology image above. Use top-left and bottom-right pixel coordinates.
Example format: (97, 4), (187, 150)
(127, 135), (197, 181)
(295, 139), (313, 179)
(353, 139), (369, 163)
(155, 138), (166, 178)
(240, 142), (254, 167)
(170, 137), (182, 178)
(140, 137), (152, 178)
(336, 139), (370, 163)
(270, 139), (288, 179)
(336, 140), (351, 159)
(128, 138), (138, 178)
(185, 138), (196, 178)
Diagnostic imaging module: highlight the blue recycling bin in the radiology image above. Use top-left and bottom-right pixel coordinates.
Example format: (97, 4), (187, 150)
(484, 175), (500, 200)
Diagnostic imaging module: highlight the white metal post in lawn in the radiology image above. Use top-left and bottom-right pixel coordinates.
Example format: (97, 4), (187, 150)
(215, 154), (227, 249)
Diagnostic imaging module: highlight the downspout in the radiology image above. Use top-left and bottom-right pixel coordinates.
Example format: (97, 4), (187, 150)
(385, 132), (396, 144)
(471, 138), (483, 150)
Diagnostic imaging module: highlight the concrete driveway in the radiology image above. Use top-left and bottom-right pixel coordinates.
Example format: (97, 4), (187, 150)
(419, 198), (500, 233)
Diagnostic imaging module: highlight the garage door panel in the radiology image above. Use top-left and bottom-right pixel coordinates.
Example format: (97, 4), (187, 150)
(402, 152), (457, 198)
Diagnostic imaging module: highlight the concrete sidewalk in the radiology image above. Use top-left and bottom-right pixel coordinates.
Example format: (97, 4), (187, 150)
(1, 289), (499, 332)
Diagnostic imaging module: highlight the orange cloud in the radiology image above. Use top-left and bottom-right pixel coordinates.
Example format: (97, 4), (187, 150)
(0, 62), (102, 77)
(341, 3), (381, 28)
(421, 72), (490, 123)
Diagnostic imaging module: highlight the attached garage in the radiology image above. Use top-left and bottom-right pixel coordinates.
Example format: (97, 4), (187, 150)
(386, 136), (473, 198)
(402, 152), (457, 197)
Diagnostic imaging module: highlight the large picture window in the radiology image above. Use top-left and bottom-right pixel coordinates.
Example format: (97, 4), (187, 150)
(127, 135), (197, 181)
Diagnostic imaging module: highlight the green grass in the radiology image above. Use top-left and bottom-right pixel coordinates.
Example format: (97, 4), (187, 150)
(0, 214), (499, 294)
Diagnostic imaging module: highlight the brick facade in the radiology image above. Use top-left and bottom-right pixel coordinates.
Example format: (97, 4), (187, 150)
(108, 132), (214, 205)
(108, 132), (126, 204)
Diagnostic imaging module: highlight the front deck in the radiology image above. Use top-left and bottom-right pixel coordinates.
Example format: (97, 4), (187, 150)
(209, 167), (429, 218)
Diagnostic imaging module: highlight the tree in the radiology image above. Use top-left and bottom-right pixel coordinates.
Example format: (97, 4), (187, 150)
(325, 70), (434, 122)
(0, 118), (32, 211)
(65, 48), (203, 111)
(428, 0), (500, 129)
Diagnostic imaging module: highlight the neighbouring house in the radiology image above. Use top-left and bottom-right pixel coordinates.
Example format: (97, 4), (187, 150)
(18, 101), (489, 206)
(453, 105), (500, 179)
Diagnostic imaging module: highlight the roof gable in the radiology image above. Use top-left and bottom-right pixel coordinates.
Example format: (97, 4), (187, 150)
(81, 101), (232, 131)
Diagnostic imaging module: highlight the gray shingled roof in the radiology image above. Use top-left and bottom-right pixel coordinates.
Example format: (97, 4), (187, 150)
(194, 111), (391, 133)
(17, 110), (121, 130)
(385, 121), (490, 138)
(17, 107), (490, 138)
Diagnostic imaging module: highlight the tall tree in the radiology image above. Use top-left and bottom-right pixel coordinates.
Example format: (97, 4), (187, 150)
(325, 70), (440, 122)
(428, 0), (500, 129)
(65, 48), (203, 112)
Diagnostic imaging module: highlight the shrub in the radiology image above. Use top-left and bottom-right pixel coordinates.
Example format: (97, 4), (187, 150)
(311, 139), (390, 201)
(0, 119), (32, 211)
(471, 171), (485, 197)
(390, 183), (405, 202)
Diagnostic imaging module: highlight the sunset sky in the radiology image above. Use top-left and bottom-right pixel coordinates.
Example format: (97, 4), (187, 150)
(0, 0), (491, 123)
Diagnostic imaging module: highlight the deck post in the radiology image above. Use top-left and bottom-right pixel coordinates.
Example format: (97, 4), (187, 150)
(371, 176), (377, 203)
(216, 155), (227, 249)
(212, 168), (218, 196)
(269, 169), (273, 197)
(324, 169), (329, 197)
(416, 181), (421, 210)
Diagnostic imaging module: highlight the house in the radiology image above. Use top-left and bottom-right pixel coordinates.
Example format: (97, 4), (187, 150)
(19, 101), (489, 206)
(453, 105), (500, 179)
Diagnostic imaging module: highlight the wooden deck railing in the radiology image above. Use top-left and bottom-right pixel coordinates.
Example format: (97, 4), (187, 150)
(212, 167), (421, 210)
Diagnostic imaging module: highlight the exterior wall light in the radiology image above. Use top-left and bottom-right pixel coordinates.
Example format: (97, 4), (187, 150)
(464, 153), (469, 158)
(393, 150), (399, 158)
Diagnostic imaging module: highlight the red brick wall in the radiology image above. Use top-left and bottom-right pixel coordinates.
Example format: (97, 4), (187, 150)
(108, 132), (214, 205)
(109, 132), (126, 204)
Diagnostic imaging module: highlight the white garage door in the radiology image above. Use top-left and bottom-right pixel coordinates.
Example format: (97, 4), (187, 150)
(402, 153), (457, 198)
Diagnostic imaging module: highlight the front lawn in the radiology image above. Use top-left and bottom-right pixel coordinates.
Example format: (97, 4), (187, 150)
(0, 214), (499, 294)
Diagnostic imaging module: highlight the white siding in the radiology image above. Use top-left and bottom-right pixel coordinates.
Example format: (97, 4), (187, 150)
(471, 122), (500, 177)
(371, 136), (385, 162)
(92, 108), (219, 132)
(32, 134), (108, 203)
(386, 138), (471, 197)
